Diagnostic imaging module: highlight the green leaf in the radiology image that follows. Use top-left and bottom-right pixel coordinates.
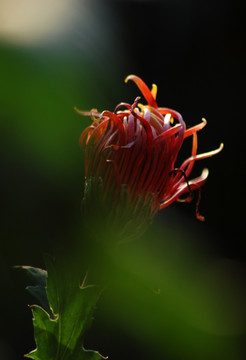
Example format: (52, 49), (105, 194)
(22, 258), (103, 360)
(19, 266), (53, 318)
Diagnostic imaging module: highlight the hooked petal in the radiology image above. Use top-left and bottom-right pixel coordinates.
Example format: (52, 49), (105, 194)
(125, 75), (158, 108)
(184, 118), (207, 138)
(160, 168), (209, 209)
(180, 143), (224, 172)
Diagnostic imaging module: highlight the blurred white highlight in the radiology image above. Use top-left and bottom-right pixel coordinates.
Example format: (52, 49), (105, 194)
(0, 0), (80, 45)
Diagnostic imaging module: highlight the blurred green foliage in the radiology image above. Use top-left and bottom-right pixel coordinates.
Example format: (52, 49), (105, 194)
(82, 214), (245, 360)
(0, 45), (90, 179)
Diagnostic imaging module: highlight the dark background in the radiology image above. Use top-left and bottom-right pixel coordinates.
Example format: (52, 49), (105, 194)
(113, 0), (245, 255)
(0, 0), (245, 359)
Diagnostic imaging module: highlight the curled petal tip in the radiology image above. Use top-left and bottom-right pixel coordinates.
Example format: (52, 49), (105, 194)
(74, 107), (100, 118)
(196, 213), (205, 222)
(100, 110), (111, 119)
(201, 168), (209, 180)
(195, 143), (224, 162)
(210, 142), (224, 156)
(151, 83), (158, 99)
(219, 142), (224, 151)
(74, 106), (85, 115)
(184, 117), (207, 138)
(124, 74), (158, 108)
(125, 74), (135, 83)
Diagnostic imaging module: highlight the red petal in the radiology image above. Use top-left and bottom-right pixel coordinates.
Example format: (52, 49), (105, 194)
(101, 111), (126, 145)
(125, 75), (158, 108)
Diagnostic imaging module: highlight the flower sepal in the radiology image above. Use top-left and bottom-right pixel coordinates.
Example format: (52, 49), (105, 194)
(82, 176), (158, 243)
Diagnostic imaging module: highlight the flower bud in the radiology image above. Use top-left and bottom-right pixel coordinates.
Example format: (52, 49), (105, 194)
(77, 75), (223, 241)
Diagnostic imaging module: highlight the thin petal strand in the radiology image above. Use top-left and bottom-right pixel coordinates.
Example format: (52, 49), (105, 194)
(180, 143), (224, 172)
(184, 118), (207, 138)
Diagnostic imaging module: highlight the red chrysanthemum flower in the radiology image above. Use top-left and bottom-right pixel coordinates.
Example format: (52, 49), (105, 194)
(77, 75), (223, 239)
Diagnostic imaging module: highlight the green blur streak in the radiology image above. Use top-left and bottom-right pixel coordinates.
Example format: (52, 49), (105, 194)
(0, 45), (91, 182)
(89, 220), (243, 360)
